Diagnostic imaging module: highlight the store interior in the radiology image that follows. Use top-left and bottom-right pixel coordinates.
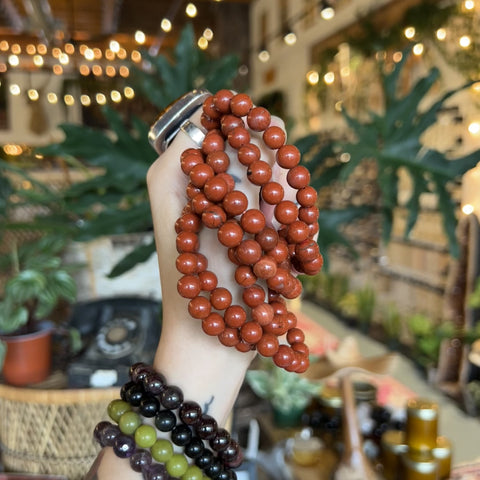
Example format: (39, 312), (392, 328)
(1, 0), (480, 479)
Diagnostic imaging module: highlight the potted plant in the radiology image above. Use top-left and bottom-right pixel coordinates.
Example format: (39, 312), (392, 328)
(0, 235), (77, 386)
(246, 358), (321, 428)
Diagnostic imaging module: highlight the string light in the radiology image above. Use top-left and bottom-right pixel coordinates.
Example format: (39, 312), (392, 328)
(186, 3), (197, 18)
(306, 70), (320, 85)
(84, 48), (95, 61)
(79, 64), (90, 75)
(93, 48), (103, 59)
(131, 50), (142, 62)
(413, 43), (424, 55)
(3, 144), (23, 156)
(436, 28), (447, 41)
(109, 40), (120, 53)
(462, 204), (474, 215)
(464, 0), (475, 10)
(59, 53), (69, 65)
(283, 31), (297, 46)
(117, 48), (127, 59)
(135, 30), (146, 44)
(47, 92), (58, 104)
(53, 64), (63, 75)
(258, 48), (270, 63)
(106, 65), (116, 77)
(198, 37), (208, 50)
(11, 43), (21, 54)
(0, 40), (9, 51)
(468, 121), (480, 135)
(96, 93), (107, 105)
(26, 44), (36, 55)
(9, 84), (21, 96)
(203, 28), (213, 41)
(27, 89), (39, 101)
(124, 86), (135, 99)
(459, 35), (471, 48)
(80, 94), (91, 106)
(64, 94), (75, 106)
(110, 90), (122, 103)
(8, 55), (19, 67)
(33, 55), (44, 66)
(324, 71), (335, 84)
(119, 65), (130, 77)
(37, 43), (47, 55)
(404, 26), (416, 39)
(65, 43), (75, 54)
(161, 18), (172, 32)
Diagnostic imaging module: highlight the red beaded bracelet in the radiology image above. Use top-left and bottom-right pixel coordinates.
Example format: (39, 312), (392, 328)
(174, 90), (323, 373)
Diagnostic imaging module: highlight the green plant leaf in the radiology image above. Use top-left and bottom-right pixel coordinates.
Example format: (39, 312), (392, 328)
(108, 239), (156, 278)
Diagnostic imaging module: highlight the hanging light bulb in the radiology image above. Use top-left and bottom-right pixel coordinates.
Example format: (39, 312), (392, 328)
(283, 28), (297, 46)
(306, 70), (320, 85)
(64, 94), (75, 106)
(436, 28), (447, 41)
(258, 45), (270, 63)
(27, 89), (39, 101)
(33, 55), (44, 67)
(404, 26), (416, 39)
(198, 36), (208, 50)
(324, 71), (335, 84)
(413, 43), (424, 55)
(186, 3), (197, 18)
(96, 93), (107, 105)
(459, 35), (471, 48)
(8, 55), (19, 66)
(464, 0), (475, 10)
(111, 90), (122, 103)
(124, 86), (135, 99)
(9, 84), (21, 96)
(80, 94), (91, 106)
(109, 40), (120, 53)
(135, 30), (146, 44)
(203, 28), (213, 41)
(47, 92), (58, 104)
(161, 18), (172, 32)
(320, 1), (335, 20)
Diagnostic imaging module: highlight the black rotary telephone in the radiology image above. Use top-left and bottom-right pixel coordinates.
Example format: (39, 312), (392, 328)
(67, 296), (162, 388)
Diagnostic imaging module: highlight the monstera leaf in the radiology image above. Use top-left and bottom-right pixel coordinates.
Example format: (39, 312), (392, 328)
(299, 48), (480, 260)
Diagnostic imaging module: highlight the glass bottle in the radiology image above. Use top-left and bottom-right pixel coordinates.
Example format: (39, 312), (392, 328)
(380, 430), (409, 480)
(402, 450), (438, 480)
(432, 436), (452, 480)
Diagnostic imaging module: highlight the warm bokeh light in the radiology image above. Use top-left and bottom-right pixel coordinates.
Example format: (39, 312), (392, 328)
(84, 48), (95, 61)
(53, 64), (63, 75)
(413, 43), (424, 55)
(320, 7), (335, 20)
(59, 53), (69, 65)
(186, 3), (197, 17)
(65, 43), (75, 54)
(161, 18), (172, 32)
(135, 30), (146, 44)
(203, 28), (214, 41)
(117, 48), (127, 59)
(37, 43), (47, 55)
(324, 71), (335, 84)
(64, 94), (75, 106)
(9, 84), (21, 96)
(436, 28), (447, 41)
(468, 121), (480, 135)
(92, 65), (103, 76)
(0, 40), (9, 51)
(464, 0), (475, 10)
(124, 86), (135, 99)
(33, 55), (44, 67)
(462, 204), (474, 215)
(109, 40), (120, 53)
(283, 32), (297, 46)
(306, 70), (320, 85)
(198, 37), (208, 50)
(106, 65), (116, 77)
(119, 65), (130, 77)
(460, 35), (471, 48)
(96, 93), (107, 105)
(8, 55), (19, 66)
(3, 144), (23, 156)
(11, 43), (21, 54)
(404, 26), (415, 39)
(80, 95), (91, 106)
(131, 50), (142, 63)
(47, 92), (58, 104)
(111, 90), (122, 103)
(79, 64), (90, 76)
(26, 44), (36, 55)
(105, 49), (115, 61)
(27, 89), (39, 101)
(258, 49), (270, 62)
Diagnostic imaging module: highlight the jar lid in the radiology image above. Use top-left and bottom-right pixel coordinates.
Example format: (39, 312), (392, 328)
(407, 398), (438, 420)
(402, 451), (438, 474)
(433, 436), (452, 459)
(381, 430), (408, 454)
(319, 385), (342, 409)
(354, 381), (377, 402)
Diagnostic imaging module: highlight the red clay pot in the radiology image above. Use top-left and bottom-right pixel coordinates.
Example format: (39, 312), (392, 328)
(1, 324), (53, 386)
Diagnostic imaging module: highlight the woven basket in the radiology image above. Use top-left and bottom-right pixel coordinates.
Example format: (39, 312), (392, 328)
(0, 384), (118, 480)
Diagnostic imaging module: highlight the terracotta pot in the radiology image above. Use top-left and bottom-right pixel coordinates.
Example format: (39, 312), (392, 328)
(1, 324), (53, 386)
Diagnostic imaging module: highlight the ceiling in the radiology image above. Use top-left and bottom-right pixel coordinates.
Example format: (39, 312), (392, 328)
(0, 0), (252, 54)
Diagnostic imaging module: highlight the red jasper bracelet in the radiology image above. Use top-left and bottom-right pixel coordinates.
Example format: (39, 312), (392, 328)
(174, 90), (323, 373)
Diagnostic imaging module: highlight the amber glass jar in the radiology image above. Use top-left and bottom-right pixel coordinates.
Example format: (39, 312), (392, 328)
(405, 398), (438, 452)
(380, 430), (409, 480)
(402, 450), (438, 480)
(432, 436), (452, 480)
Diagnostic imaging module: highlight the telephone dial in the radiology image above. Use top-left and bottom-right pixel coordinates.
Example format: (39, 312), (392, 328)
(67, 296), (162, 388)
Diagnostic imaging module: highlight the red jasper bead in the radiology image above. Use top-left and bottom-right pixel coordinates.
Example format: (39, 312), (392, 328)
(236, 239), (262, 265)
(228, 247), (241, 265)
(191, 193), (213, 215)
(234, 265), (257, 287)
(221, 115), (244, 136)
(266, 267), (289, 292)
(181, 152), (204, 175)
(247, 107), (271, 131)
(261, 182), (284, 205)
(230, 93), (253, 117)
(256, 333), (279, 357)
(271, 300), (287, 315)
(216, 172), (235, 193)
(287, 165), (310, 189)
(204, 177), (228, 202)
(295, 239), (319, 262)
(251, 303), (274, 326)
(286, 220), (309, 244)
(236, 340), (254, 353)
(202, 131), (224, 155)
(210, 287), (232, 310)
(283, 277), (302, 299)
(266, 240), (289, 263)
(263, 314), (289, 336)
(190, 163), (214, 188)
(253, 257), (277, 279)
(299, 206), (319, 224)
(291, 341), (309, 356)
(224, 305), (247, 328)
(213, 89), (233, 114)
(199, 270), (218, 291)
(255, 227), (279, 251)
(297, 186), (317, 207)
(295, 355), (310, 374)
(202, 205), (227, 229)
(240, 209), (266, 234)
(222, 191), (248, 217)
(302, 255), (324, 275)
(186, 183), (201, 200)
(247, 160), (272, 186)
(202, 313), (225, 336)
(287, 327), (305, 344)
(240, 322), (263, 344)
(176, 253), (198, 274)
(263, 126), (286, 149)
(218, 328), (239, 347)
(201, 113), (220, 130)
(217, 221), (244, 248)
(203, 96), (221, 119)
(285, 312), (297, 329)
(274, 200), (298, 225)
(177, 275), (201, 299)
(206, 151), (230, 173)
(242, 284), (266, 308)
(238, 143), (261, 166)
(188, 296), (211, 319)
(308, 221), (320, 237)
(276, 144), (300, 169)
(176, 231), (199, 253)
(228, 127), (250, 149)
(273, 345), (295, 368)
(175, 213), (201, 233)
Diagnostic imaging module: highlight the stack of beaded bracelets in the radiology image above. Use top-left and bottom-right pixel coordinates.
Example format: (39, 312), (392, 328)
(175, 89), (323, 373)
(94, 363), (241, 480)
